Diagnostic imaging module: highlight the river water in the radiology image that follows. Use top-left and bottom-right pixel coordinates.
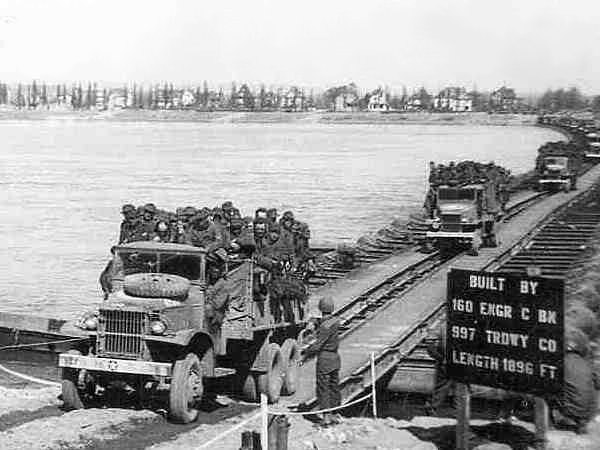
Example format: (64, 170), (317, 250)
(0, 121), (561, 318)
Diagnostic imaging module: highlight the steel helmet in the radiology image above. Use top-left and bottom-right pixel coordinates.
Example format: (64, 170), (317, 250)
(318, 296), (334, 314)
(565, 326), (590, 358)
(121, 203), (136, 214)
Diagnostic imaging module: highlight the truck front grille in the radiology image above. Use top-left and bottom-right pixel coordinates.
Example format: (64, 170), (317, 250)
(440, 214), (461, 232)
(98, 310), (146, 359)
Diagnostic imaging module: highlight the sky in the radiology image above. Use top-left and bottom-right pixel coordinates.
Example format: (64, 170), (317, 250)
(1, 0), (600, 93)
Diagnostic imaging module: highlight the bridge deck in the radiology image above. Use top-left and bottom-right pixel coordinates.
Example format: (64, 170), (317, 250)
(285, 165), (600, 407)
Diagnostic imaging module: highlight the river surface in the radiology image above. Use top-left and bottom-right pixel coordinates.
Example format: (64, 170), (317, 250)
(0, 121), (561, 318)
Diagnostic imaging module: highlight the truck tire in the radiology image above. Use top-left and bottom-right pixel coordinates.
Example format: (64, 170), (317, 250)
(280, 339), (300, 395)
(571, 177), (577, 191)
(257, 343), (283, 403)
(124, 273), (190, 299)
(61, 350), (85, 410)
(169, 352), (204, 423)
(563, 181), (570, 193)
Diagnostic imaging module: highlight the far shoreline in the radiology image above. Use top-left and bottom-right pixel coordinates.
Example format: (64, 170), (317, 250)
(0, 109), (540, 126)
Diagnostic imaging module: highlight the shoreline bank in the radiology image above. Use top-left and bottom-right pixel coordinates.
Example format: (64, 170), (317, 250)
(0, 109), (538, 126)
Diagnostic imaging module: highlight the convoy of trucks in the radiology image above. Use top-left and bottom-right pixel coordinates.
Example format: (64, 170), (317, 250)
(535, 142), (582, 192)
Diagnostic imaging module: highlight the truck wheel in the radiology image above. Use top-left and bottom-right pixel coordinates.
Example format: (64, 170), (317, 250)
(169, 353), (204, 423)
(563, 181), (570, 193)
(280, 339), (300, 395)
(241, 373), (258, 402)
(257, 343), (283, 403)
(124, 273), (190, 300)
(61, 350), (85, 410)
(571, 178), (577, 191)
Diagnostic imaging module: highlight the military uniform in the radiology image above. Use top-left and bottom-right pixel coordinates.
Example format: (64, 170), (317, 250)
(304, 298), (341, 418)
(118, 204), (140, 244)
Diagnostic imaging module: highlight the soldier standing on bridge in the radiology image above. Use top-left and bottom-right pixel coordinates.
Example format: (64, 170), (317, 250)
(303, 296), (342, 426)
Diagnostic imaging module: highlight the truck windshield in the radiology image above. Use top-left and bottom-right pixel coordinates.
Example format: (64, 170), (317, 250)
(119, 251), (202, 280)
(544, 157), (568, 166)
(438, 188), (476, 201)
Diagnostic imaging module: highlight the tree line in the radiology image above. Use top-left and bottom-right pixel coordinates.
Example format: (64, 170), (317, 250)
(0, 80), (598, 113)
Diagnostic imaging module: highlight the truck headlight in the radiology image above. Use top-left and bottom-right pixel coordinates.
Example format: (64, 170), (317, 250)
(81, 314), (98, 330)
(150, 320), (167, 335)
(461, 218), (469, 223)
(431, 220), (441, 230)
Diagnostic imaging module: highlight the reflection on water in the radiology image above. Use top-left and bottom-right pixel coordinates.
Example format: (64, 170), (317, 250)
(0, 121), (561, 317)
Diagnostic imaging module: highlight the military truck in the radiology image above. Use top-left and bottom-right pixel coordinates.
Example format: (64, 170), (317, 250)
(585, 130), (600, 159)
(58, 241), (307, 423)
(425, 179), (506, 256)
(535, 143), (582, 192)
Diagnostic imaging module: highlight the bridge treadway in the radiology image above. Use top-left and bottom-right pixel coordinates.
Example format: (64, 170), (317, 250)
(285, 163), (600, 408)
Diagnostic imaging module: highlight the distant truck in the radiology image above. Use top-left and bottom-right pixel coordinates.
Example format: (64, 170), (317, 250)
(535, 143), (582, 192)
(58, 241), (307, 423)
(585, 131), (600, 159)
(424, 166), (508, 256)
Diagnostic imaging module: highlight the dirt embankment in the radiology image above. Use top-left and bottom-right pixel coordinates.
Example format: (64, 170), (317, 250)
(0, 108), (538, 126)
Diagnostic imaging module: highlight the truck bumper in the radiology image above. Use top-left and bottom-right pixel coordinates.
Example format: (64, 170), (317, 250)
(58, 353), (172, 377)
(538, 179), (569, 184)
(585, 153), (600, 158)
(426, 231), (475, 239)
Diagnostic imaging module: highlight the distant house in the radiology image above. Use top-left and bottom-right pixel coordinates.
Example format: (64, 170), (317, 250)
(280, 87), (304, 112)
(181, 90), (196, 107)
(490, 86), (518, 112)
(334, 92), (359, 112)
(433, 87), (472, 112)
(367, 89), (390, 112)
(108, 88), (127, 109)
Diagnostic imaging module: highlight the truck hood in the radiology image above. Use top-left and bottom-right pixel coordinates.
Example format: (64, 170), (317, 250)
(545, 164), (566, 170)
(438, 203), (474, 215)
(104, 290), (184, 311)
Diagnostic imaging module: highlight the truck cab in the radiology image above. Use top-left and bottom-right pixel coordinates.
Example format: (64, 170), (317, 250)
(426, 184), (499, 255)
(59, 241), (306, 423)
(586, 131), (600, 159)
(538, 155), (576, 192)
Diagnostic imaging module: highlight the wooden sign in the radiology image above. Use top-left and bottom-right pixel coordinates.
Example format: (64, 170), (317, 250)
(446, 269), (564, 395)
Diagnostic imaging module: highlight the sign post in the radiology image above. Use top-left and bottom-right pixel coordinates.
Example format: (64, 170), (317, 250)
(446, 269), (564, 449)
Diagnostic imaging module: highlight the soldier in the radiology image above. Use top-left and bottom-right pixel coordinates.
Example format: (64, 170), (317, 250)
(152, 221), (170, 243)
(549, 327), (597, 433)
(119, 204), (139, 244)
(137, 203), (158, 241)
(267, 208), (278, 228)
(278, 211), (296, 257)
(221, 201), (234, 222)
(255, 207), (268, 222)
(302, 296), (341, 426)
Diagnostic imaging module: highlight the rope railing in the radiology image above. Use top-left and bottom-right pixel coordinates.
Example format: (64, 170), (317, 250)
(0, 337), (87, 387)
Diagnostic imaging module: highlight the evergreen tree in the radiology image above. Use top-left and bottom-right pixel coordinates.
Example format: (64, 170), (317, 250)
(229, 82), (237, 109)
(202, 81), (209, 107)
(132, 83), (137, 108)
(138, 85), (144, 109)
(71, 85), (78, 109)
(85, 82), (92, 109)
(26, 85), (32, 108)
(162, 83), (169, 109)
(169, 83), (174, 109)
(56, 84), (61, 105)
(16, 83), (24, 108)
(40, 83), (48, 108)
(92, 83), (97, 108)
(31, 80), (38, 108)
(258, 84), (266, 110)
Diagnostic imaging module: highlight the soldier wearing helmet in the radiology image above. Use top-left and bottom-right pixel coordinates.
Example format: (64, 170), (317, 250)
(152, 220), (170, 243)
(119, 203), (140, 244)
(278, 211), (296, 257)
(266, 208), (278, 227)
(302, 296), (341, 426)
(136, 203), (158, 241)
(548, 326), (597, 433)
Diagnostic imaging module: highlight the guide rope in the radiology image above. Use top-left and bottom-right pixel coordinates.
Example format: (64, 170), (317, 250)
(0, 337), (87, 387)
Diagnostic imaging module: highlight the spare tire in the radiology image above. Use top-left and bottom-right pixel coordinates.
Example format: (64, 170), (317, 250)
(124, 273), (190, 300)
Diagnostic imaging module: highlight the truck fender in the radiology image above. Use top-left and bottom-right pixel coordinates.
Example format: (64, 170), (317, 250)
(145, 330), (215, 375)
